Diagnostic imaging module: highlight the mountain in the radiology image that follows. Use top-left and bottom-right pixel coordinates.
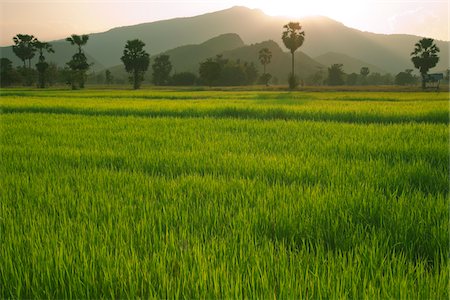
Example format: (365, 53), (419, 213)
(314, 52), (386, 74)
(222, 40), (323, 82)
(104, 35), (324, 83)
(1, 6), (448, 74)
(159, 33), (244, 73)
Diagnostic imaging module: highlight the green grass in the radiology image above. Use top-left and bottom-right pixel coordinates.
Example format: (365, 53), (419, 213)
(1, 89), (448, 298)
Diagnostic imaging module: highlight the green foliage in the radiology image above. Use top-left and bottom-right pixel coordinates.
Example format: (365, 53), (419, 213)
(199, 59), (222, 86)
(0, 58), (19, 87)
(258, 73), (272, 86)
(170, 72), (197, 86)
(395, 69), (417, 86)
(121, 39), (150, 89)
(0, 90), (448, 298)
(411, 38), (440, 89)
(327, 63), (345, 86)
(152, 54), (172, 86)
(199, 57), (259, 86)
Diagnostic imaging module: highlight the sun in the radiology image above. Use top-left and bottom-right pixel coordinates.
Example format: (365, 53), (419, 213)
(250, 0), (368, 22)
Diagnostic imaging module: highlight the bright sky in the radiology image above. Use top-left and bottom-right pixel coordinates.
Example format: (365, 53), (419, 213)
(0, 0), (448, 46)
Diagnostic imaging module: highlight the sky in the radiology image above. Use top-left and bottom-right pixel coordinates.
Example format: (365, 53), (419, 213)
(0, 0), (448, 46)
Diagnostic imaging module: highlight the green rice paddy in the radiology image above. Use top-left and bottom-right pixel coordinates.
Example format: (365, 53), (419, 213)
(1, 89), (448, 298)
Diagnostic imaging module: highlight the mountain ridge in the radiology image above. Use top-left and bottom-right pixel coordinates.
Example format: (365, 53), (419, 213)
(1, 6), (448, 74)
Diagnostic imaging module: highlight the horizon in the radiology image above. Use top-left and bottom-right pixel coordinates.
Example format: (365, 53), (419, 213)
(1, 1), (448, 46)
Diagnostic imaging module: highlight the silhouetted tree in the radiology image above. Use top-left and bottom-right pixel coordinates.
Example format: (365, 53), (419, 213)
(66, 34), (90, 89)
(199, 59), (221, 86)
(346, 73), (358, 85)
(121, 39), (150, 89)
(152, 54), (172, 86)
(411, 38), (440, 89)
(258, 48), (272, 86)
(327, 64), (345, 86)
(1, 58), (14, 87)
(282, 22), (305, 89)
(34, 41), (54, 88)
(395, 69), (416, 86)
(105, 70), (113, 85)
(12, 34), (37, 68)
(170, 72), (197, 86)
(360, 67), (370, 85)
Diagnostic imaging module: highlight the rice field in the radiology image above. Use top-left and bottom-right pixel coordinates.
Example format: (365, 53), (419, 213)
(1, 89), (448, 298)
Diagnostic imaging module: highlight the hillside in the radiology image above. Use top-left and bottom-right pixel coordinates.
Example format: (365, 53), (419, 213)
(314, 52), (386, 74)
(159, 33), (245, 73)
(1, 6), (448, 73)
(222, 40), (324, 82)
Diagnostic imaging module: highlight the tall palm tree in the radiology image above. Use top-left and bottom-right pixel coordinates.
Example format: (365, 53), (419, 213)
(258, 47), (272, 75)
(411, 38), (440, 89)
(66, 34), (89, 54)
(34, 41), (54, 88)
(282, 22), (305, 78)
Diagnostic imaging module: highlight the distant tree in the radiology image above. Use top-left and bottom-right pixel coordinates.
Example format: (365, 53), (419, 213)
(327, 64), (345, 86)
(244, 62), (258, 85)
(121, 39), (150, 89)
(170, 72), (197, 86)
(199, 58), (221, 86)
(66, 34), (90, 89)
(346, 73), (358, 85)
(258, 48), (272, 74)
(105, 70), (113, 85)
(152, 54), (172, 86)
(395, 69), (416, 86)
(1, 58), (14, 87)
(34, 41), (54, 88)
(12, 34), (37, 68)
(367, 72), (383, 85)
(258, 47), (272, 86)
(411, 38), (440, 89)
(445, 69), (450, 83)
(258, 73), (272, 86)
(360, 67), (370, 85)
(282, 22), (305, 89)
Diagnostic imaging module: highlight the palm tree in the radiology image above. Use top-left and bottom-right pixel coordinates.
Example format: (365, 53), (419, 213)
(34, 41), (55, 88)
(66, 34), (90, 89)
(121, 39), (150, 89)
(66, 34), (89, 54)
(411, 38), (440, 89)
(282, 22), (305, 78)
(12, 34), (37, 68)
(258, 47), (272, 75)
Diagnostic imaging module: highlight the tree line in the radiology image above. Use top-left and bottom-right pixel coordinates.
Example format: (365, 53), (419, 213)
(0, 24), (445, 89)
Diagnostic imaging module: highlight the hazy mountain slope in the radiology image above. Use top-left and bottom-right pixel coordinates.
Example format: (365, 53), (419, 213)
(1, 6), (448, 73)
(83, 6), (450, 72)
(103, 33), (246, 81)
(104, 36), (323, 83)
(314, 52), (386, 74)
(159, 33), (244, 73)
(0, 41), (104, 71)
(222, 40), (324, 82)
